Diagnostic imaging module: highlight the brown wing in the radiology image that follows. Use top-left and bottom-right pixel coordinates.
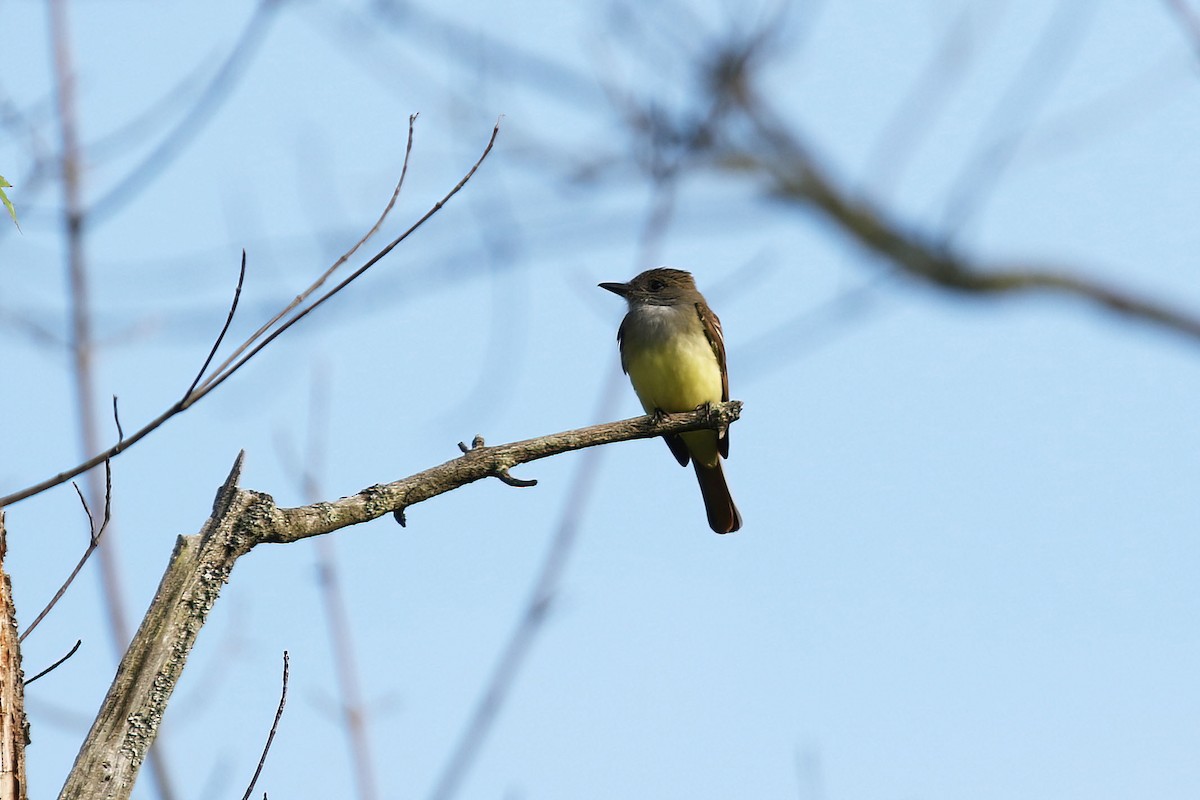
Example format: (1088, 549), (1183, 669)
(696, 301), (731, 458)
(664, 433), (692, 467)
(615, 315), (630, 374)
(696, 301), (729, 401)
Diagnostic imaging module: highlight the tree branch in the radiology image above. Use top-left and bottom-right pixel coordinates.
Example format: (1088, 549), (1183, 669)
(724, 99), (1200, 343)
(0, 119), (501, 511)
(56, 402), (741, 800)
(0, 513), (28, 800)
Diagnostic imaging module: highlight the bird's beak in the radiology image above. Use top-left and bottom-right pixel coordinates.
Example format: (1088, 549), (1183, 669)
(599, 281), (630, 297)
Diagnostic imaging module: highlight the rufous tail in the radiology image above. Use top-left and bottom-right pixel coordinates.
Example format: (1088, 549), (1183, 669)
(693, 460), (742, 534)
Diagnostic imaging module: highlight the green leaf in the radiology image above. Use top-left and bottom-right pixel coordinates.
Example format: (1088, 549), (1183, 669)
(0, 175), (18, 229)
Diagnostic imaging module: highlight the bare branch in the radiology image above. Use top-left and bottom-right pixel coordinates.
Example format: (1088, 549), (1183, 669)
(56, 402), (740, 800)
(19, 460), (112, 642)
(0, 511), (28, 800)
(239, 652), (289, 800)
(0, 120), (501, 510)
(193, 113), (422, 400)
(70, 482), (95, 542)
(284, 401), (735, 543)
(25, 639), (82, 686)
(189, 118), (502, 404)
(184, 251), (246, 400)
(111, 396), (124, 447)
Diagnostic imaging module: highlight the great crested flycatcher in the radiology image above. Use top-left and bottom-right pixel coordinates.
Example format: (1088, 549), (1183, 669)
(600, 267), (742, 533)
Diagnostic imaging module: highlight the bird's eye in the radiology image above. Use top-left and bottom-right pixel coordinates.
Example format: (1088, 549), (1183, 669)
(648, 279), (665, 292)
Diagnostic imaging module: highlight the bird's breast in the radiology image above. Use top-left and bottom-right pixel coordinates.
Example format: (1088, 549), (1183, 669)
(621, 306), (723, 413)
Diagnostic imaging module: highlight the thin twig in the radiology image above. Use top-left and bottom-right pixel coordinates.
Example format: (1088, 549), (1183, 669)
(183, 250), (246, 401)
(20, 515), (98, 642)
(20, 459), (112, 642)
(191, 118), (502, 403)
(240, 651), (290, 800)
(0, 120), (502, 510)
(70, 481), (95, 541)
(111, 395), (124, 446)
(25, 639), (82, 686)
(195, 114), (421, 397)
(97, 456), (112, 541)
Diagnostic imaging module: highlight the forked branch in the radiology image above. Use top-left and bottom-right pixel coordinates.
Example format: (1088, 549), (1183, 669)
(56, 402), (741, 800)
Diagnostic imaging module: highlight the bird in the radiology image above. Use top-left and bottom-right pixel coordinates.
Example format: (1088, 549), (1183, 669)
(600, 267), (742, 533)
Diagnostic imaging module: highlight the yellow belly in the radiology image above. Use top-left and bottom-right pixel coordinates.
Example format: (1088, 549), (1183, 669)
(624, 331), (723, 414)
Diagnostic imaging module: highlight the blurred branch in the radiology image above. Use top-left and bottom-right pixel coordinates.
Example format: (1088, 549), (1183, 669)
(424, 374), (625, 800)
(0, 119), (501, 510)
(732, 100), (1200, 342)
(863, 5), (979, 196)
(287, 369), (380, 800)
(1165, 0), (1200, 56)
(313, 537), (378, 800)
(938, 0), (1098, 234)
(46, 0), (162, 789)
(368, 0), (598, 108)
(88, 1), (280, 225)
(671, 35), (1200, 344)
(590, 11), (1200, 344)
(56, 402), (741, 800)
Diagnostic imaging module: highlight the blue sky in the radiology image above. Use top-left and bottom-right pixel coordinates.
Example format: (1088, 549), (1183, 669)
(3, 1), (1200, 798)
